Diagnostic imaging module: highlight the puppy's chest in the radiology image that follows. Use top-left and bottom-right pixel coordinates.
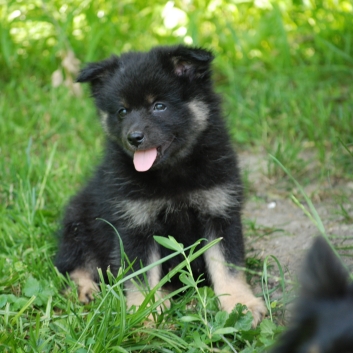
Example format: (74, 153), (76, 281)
(114, 184), (239, 228)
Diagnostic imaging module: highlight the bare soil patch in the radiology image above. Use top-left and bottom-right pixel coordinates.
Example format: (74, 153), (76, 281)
(239, 151), (353, 279)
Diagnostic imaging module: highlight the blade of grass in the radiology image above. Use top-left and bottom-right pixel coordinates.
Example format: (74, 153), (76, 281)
(10, 295), (36, 325)
(338, 137), (353, 157)
(36, 142), (57, 210)
(262, 255), (286, 322)
(269, 154), (352, 278)
(269, 155), (326, 237)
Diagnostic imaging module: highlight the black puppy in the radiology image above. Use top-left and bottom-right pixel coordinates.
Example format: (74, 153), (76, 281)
(55, 45), (266, 326)
(272, 236), (353, 352)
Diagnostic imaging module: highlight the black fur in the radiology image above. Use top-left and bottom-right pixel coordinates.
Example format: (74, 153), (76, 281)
(272, 236), (353, 353)
(55, 45), (265, 321)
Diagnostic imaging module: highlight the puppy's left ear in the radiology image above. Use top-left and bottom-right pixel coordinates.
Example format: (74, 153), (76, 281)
(168, 45), (214, 80)
(300, 236), (349, 300)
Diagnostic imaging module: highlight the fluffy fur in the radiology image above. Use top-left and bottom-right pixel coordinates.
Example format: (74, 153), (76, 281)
(272, 236), (353, 352)
(55, 45), (266, 326)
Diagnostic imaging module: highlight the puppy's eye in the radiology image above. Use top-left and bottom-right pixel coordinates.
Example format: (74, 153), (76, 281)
(154, 103), (167, 111)
(118, 108), (127, 118)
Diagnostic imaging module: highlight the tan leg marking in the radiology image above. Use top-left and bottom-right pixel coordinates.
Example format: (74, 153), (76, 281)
(125, 250), (170, 315)
(125, 280), (170, 316)
(204, 243), (267, 327)
(125, 281), (147, 308)
(70, 269), (99, 304)
(146, 250), (171, 311)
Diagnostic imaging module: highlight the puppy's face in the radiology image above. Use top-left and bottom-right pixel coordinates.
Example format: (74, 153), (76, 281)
(77, 46), (215, 172)
(99, 74), (198, 172)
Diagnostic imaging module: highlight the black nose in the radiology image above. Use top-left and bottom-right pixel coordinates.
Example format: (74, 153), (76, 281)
(127, 131), (144, 147)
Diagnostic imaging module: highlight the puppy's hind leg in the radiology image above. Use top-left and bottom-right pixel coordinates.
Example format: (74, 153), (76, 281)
(204, 242), (266, 327)
(55, 219), (107, 304)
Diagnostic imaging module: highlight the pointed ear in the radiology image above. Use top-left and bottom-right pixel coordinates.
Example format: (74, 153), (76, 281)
(300, 236), (349, 299)
(76, 55), (120, 84)
(168, 46), (214, 80)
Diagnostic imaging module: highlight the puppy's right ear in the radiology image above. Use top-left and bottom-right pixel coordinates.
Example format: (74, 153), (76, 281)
(76, 55), (120, 84)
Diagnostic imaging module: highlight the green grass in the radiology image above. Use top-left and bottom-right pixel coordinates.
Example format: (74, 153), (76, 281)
(1, 0), (353, 351)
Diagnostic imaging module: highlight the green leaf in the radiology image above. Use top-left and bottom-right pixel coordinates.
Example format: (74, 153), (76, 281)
(191, 331), (209, 349)
(38, 285), (55, 303)
(0, 295), (8, 308)
(154, 235), (183, 251)
(234, 311), (253, 332)
(260, 319), (277, 336)
(23, 276), (40, 297)
(199, 287), (218, 311)
(179, 273), (196, 287)
(12, 298), (30, 311)
(215, 310), (229, 327)
(212, 327), (237, 335)
(180, 315), (202, 322)
(259, 334), (276, 346)
(1, 294), (29, 311)
(225, 303), (252, 331)
(86, 337), (95, 345)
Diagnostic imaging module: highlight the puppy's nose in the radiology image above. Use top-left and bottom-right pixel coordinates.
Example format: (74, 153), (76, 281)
(128, 131), (144, 147)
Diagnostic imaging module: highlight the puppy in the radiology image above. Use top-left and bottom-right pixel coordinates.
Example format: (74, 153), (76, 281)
(55, 45), (266, 326)
(271, 236), (353, 352)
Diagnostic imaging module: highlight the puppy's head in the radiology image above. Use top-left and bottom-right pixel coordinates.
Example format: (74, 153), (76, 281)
(77, 46), (216, 172)
(272, 236), (353, 353)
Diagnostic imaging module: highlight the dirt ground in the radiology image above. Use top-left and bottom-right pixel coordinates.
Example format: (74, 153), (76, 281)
(239, 151), (353, 283)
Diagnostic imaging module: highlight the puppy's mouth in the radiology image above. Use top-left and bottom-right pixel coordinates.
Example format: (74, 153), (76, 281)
(133, 139), (174, 172)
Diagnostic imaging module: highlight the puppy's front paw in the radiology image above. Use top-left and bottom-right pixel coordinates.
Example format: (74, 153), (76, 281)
(241, 295), (267, 328)
(205, 243), (267, 327)
(69, 269), (99, 304)
(219, 292), (266, 327)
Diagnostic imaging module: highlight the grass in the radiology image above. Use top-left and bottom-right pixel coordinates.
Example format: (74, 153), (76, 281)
(1, 0), (353, 351)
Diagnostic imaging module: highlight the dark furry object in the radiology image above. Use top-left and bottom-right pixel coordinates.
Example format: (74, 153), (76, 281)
(272, 236), (353, 352)
(55, 45), (266, 326)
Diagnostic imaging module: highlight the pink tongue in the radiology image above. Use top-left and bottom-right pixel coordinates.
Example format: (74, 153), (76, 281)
(133, 148), (158, 172)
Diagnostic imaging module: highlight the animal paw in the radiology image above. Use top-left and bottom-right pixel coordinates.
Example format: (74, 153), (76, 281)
(69, 269), (99, 304)
(241, 295), (267, 327)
